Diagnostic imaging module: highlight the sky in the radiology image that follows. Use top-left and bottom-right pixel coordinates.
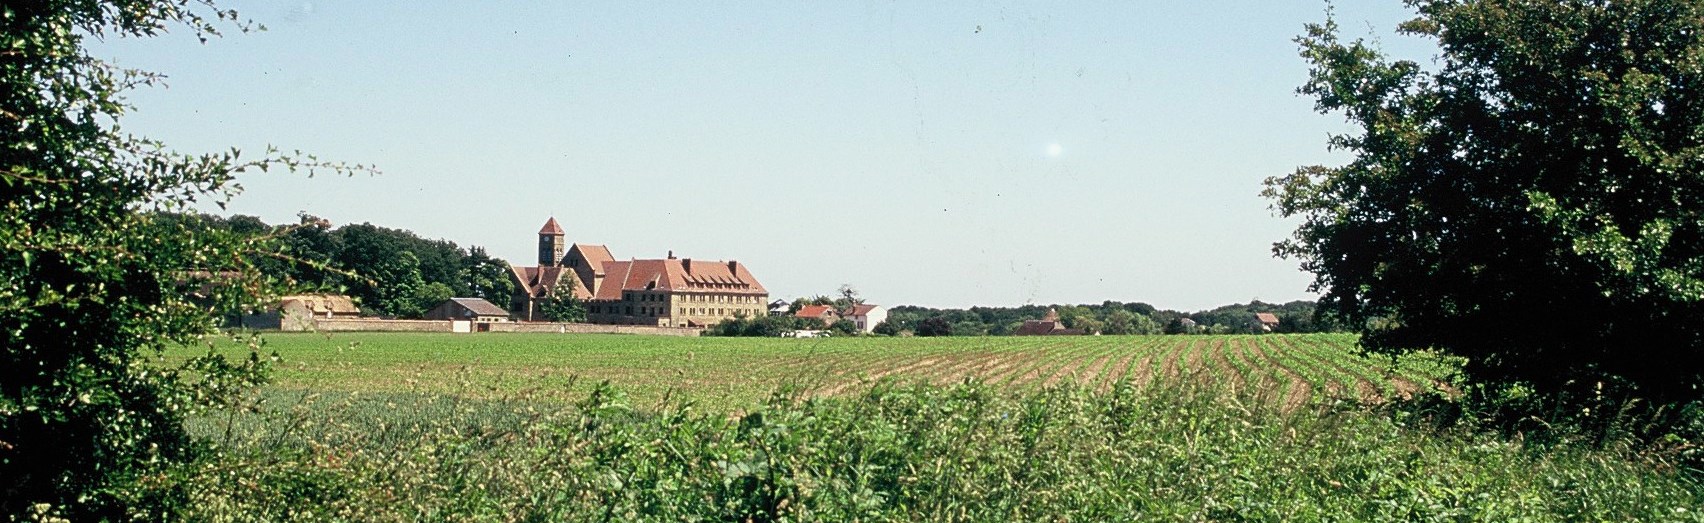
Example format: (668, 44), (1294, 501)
(90, 1), (1436, 311)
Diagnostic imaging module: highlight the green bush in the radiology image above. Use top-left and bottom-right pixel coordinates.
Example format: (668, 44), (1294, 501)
(155, 381), (1704, 521)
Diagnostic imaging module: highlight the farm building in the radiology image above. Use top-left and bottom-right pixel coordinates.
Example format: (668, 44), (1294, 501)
(426, 298), (512, 323)
(1015, 308), (1088, 336)
(239, 294), (361, 331)
(510, 217), (769, 327)
(794, 304), (839, 324)
(1254, 312), (1280, 333)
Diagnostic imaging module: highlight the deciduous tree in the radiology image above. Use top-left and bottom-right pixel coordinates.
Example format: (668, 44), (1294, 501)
(1266, 0), (1704, 401)
(1, 1), (357, 518)
(539, 282), (588, 323)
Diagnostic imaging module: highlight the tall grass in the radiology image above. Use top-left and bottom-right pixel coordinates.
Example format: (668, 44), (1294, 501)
(150, 377), (1702, 522)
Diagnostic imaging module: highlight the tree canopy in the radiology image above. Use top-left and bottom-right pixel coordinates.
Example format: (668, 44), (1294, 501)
(1266, 0), (1704, 401)
(155, 212), (517, 318)
(1, 1), (357, 518)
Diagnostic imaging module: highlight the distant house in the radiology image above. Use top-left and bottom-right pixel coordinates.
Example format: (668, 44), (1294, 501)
(1254, 312), (1280, 333)
(426, 298), (512, 323)
(240, 294), (360, 331)
(794, 304), (839, 325)
(768, 299), (791, 317)
(844, 304), (888, 333)
(1015, 308), (1088, 336)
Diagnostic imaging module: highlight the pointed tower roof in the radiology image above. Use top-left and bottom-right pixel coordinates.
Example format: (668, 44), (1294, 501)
(538, 217), (565, 235)
(1042, 308), (1060, 322)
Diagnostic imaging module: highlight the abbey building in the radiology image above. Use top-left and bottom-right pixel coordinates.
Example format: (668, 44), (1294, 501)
(510, 218), (769, 327)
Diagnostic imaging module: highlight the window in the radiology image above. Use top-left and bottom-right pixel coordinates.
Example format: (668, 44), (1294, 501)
(625, 306), (633, 315)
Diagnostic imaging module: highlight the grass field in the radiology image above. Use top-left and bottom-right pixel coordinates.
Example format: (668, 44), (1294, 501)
(176, 332), (1461, 410)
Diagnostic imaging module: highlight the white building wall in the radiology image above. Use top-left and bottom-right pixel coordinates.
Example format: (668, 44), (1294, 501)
(854, 306), (888, 333)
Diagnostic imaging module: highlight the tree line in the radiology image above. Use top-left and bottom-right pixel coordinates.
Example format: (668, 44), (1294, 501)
(150, 212), (516, 319)
(878, 300), (1346, 337)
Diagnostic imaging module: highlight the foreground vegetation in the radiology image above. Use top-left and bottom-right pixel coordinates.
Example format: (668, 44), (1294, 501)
(124, 333), (1702, 521)
(152, 379), (1702, 521)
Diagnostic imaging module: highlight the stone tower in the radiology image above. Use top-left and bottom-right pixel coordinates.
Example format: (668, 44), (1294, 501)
(538, 217), (566, 266)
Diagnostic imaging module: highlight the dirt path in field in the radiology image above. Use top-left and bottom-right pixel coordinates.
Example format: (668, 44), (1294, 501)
(1245, 339), (1316, 411)
(986, 341), (1077, 386)
(813, 355), (948, 397)
(1012, 340), (1112, 387)
(1093, 347), (1147, 392)
(1063, 347), (1117, 389)
(1181, 338), (1216, 383)
(1041, 342), (1115, 388)
(1096, 338), (1171, 391)
(1271, 337), (1382, 402)
(925, 350), (1013, 385)
(1221, 338), (1280, 402)
(1204, 338), (1241, 388)
(1390, 377), (1422, 399)
(1155, 338), (1194, 385)
(957, 352), (1033, 385)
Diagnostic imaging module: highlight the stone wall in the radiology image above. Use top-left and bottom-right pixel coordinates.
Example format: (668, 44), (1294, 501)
(250, 318), (700, 337)
(485, 322), (701, 337)
(311, 318), (454, 332)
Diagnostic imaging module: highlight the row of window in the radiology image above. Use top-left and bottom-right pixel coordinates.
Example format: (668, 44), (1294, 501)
(585, 305), (762, 318)
(681, 294), (760, 304)
(616, 292), (763, 305)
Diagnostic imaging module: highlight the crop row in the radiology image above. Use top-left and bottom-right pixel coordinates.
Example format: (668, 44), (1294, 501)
(182, 332), (1458, 409)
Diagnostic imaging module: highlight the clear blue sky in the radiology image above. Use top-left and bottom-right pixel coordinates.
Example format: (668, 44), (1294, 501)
(91, 1), (1432, 311)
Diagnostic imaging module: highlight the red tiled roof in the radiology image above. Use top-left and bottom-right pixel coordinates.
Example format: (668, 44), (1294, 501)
(569, 243), (614, 275)
(1255, 312), (1280, 324)
(1014, 319), (1063, 335)
(593, 261), (632, 301)
(795, 305), (836, 318)
(511, 265), (591, 300)
(539, 217), (565, 235)
(588, 256), (769, 301)
(847, 304), (880, 316)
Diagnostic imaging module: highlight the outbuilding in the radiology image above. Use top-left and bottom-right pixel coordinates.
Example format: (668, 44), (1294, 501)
(426, 298), (513, 323)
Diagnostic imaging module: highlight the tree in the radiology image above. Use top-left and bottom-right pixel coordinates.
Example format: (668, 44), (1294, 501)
(1103, 309), (1161, 335)
(1103, 309), (1136, 335)
(539, 282), (588, 323)
(370, 251), (429, 317)
(1266, 1), (1704, 401)
(2, 3), (355, 518)
(871, 321), (900, 336)
(835, 284), (863, 314)
(829, 319), (859, 336)
(464, 246), (517, 307)
(915, 317), (953, 337)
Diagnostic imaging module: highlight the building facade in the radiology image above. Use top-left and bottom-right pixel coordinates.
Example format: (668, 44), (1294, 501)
(511, 217), (768, 327)
(845, 304), (888, 333)
(426, 297), (513, 323)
